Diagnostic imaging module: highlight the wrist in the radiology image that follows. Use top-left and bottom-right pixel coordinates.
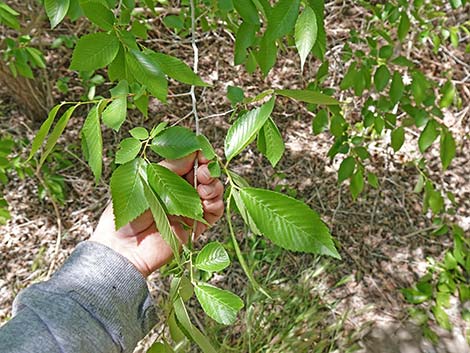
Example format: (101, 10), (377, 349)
(88, 236), (151, 277)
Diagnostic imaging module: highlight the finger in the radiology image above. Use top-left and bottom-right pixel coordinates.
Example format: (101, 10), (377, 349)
(159, 152), (197, 176)
(202, 197), (224, 218)
(198, 179), (223, 200)
(197, 164), (214, 185)
(203, 212), (221, 227)
(198, 150), (210, 164)
(185, 169), (195, 186)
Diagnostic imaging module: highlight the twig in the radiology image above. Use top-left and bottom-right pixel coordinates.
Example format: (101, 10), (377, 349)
(189, 0), (200, 243)
(35, 169), (62, 278)
(199, 109), (235, 121)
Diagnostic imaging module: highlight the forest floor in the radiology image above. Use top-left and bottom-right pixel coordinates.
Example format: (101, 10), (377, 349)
(1, 1), (470, 352)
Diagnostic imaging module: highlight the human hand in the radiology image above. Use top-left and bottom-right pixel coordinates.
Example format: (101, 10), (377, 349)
(90, 152), (224, 277)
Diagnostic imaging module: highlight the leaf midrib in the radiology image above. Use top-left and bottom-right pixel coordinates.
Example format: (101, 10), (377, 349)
(197, 285), (239, 312)
(150, 165), (202, 218)
(86, 35), (117, 66)
(242, 190), (315, 246)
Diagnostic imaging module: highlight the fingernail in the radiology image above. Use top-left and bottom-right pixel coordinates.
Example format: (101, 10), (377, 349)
(201, 185), (211, 195)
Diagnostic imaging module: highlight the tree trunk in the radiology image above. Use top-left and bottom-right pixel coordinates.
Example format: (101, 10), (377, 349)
(0, 59), (51, 122)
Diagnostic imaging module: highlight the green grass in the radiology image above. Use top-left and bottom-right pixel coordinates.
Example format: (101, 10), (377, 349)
(199, 236), (359, 353)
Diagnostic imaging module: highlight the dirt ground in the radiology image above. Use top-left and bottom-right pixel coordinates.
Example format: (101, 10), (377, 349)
(1, 1), (470, 352)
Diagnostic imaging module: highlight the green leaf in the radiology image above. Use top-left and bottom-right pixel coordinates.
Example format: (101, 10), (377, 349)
(197, 135), (216, 160)
(367, 172), (379, 188)
(402, 288), (430, 304)
(390, 71), (405, 103)
(227, 86), (245, 106)
(432, 305), (452, 331)
(115, 138), (142, 164)
(142, 177), (181, 263)
(233, 0), (259, 25)
(150, 122), (168, 138)
(195, 242), (230, 272)
(148, 342), (174, 353)
(257, 118), (284, 167)
(178, 276), (194, 302)
(79, 0), (115, 30)
(440, 129), (456, 170)
(40, 105), (78, 166)
(264, 0), (300, 42)
(440, 81), (456, 108)
(208, 160), (221, 178)
(147, 163), (204, 221)
(374, 65), (391, 92)
(255, 37), (278, 76)
(173, 298), (217, 353)
(411, 71), (430, 105)
(102, 80), (129, 131)
(130, 127), (149, 140)
(340, 63), (357, 90)
(70, 32), (119, 71)
(398, 12), (410, 42)
(234, 22), (257, 65)
(194, 283), (244, 325)
(350, 169), (364, 200)
(338, 157), (355, 184)
(81, 105), (103, 182)
(26, 48), (46, 69)
(312, 109), (328, 135)
(151, 126), (200, 159)
(110, 158), (149, 229)
(308, 0), (325, 60)
(379, 45), (393, 59)
(45, 0), (70, 28)
(126, 50), (168, 102)
(391, 127), (405, 152)
(240, 187), (339, 258)
(28, 104), (63, 161)
(295, 6), (317, 71)
(150, 52), (209, 86)
(108, 45), (127, 82)
(225, 97), (275, 162)
(418, 120), (439, 153)
(230, 188), (261, 235)
(134, 94), (149, 118)
(163, 15), (183, 29)
(275, 89), (338, 105)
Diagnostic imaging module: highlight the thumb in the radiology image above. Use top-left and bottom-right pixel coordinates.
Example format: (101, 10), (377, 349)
(159, 152), (197, 176)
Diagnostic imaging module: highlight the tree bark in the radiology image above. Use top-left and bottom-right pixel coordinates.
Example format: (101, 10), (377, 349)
(0, 60), (50, 122)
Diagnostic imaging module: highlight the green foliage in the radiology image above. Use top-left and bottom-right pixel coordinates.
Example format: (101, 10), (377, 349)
(257, 118), (284, 167)
(45, 0), (70, 28)
(147, 163), (204, 222)
(102, 80), (129, 131)
(110, 158), (149, 229)
(115, 138), (142, 165)
(239, 187), (339, 258)
(225, 97), (275, 162)
(150, 52), (209, 87)
(404, 226), (470, 334)
(195, 242), (230, 273)
(81, 105), (103, 182)
(295, 6), (317, 71)
(194, 283), (244, 325)
(151, 126), (200, 160)
(0, 2), (20, 30)
(70, 33), (120, 71)
(275, 89), (338, 105)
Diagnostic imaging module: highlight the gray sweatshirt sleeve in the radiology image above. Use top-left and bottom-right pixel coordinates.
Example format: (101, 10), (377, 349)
(0, 241), (158, 353)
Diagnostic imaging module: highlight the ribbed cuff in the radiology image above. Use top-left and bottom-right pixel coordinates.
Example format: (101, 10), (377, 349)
(39, 241), (157, 352)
